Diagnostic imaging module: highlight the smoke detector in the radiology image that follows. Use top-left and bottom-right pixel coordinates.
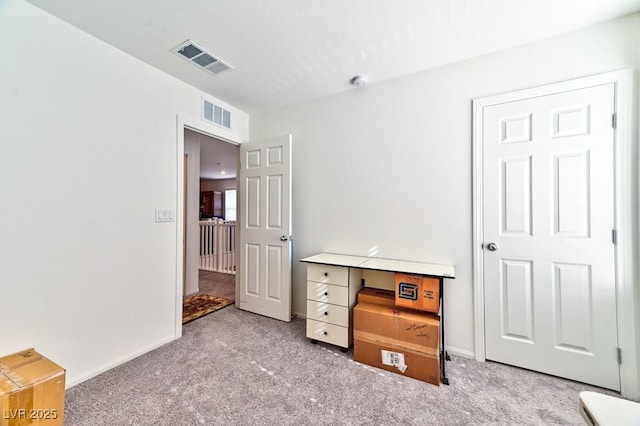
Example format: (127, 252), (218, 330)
(351, 75), (369, 87)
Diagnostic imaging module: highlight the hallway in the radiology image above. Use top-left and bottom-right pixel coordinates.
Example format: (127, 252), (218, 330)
(196, 270), (235, 300)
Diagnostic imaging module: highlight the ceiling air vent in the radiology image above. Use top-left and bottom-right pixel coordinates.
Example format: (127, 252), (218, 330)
(203, 99), (231, 129)
(171, 40), (233, 76)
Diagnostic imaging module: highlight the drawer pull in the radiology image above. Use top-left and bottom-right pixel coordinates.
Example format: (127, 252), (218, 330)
(324, 312), (328, 316)
(323, 331), (328, 335)
(324, 272), (328, 277)
(324, 292), (328, 296)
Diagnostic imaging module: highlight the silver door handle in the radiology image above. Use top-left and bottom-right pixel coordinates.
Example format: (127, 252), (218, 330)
(486, 242), (498, 251)
(280, 235), (289, 242)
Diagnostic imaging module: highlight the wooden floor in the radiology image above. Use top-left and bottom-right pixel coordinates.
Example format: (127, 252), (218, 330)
(197, 270), (235, 300)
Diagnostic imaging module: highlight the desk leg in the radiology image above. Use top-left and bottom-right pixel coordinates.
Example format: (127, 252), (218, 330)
(440, 277), (450, 385)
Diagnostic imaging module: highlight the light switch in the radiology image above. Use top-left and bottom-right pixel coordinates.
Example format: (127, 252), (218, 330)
(155, 208), (175, 222)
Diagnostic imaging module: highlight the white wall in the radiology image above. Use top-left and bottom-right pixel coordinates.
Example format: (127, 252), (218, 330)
(251, 14), (640, 356)
(0, 0), (248, 386)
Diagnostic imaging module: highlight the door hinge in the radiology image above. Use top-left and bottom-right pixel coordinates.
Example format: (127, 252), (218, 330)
(612, 113), (617, 129)
(612, 229), (617, 244)
(617, 347), (622, 364)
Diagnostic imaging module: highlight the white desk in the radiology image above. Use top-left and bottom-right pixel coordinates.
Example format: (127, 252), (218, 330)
(301, 253), (455, 278)
(300, 252), (456, 384)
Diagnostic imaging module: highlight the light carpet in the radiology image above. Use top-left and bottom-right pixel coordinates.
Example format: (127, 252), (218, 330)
(64, 306), (619, 425)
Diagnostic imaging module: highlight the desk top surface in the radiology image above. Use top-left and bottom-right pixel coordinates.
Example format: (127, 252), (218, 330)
(300, 252), (455, 279)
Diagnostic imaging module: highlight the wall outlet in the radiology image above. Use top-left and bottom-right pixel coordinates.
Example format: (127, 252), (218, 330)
(155, 208), (175, 222)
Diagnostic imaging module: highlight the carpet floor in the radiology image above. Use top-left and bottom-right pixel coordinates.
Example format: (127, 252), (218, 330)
(197, 270), (235, 301)
(63, 306), (619, 425)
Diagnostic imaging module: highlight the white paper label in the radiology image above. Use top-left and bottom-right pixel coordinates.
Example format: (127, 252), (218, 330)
(381, 350), (405, 368)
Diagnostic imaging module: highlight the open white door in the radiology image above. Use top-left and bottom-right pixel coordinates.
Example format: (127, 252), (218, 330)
(238, 135), (292, 322)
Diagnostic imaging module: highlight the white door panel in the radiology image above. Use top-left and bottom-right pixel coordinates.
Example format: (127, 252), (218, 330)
(483, 84), (619, 390)
(238, 135), (292, 322)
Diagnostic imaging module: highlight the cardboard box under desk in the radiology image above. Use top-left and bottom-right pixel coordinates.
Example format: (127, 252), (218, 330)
(354, 330), (440, 386)
(357, 287), (396, 307)
(353, 302), (440, 350)
(395, 273), (440, 313)
(0, 349), (65, 426)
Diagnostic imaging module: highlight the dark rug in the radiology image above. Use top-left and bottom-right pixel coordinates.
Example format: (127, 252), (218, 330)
(182, 294), (234, 324)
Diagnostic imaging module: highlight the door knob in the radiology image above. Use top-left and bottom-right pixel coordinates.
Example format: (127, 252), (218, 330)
(280, 235), (289, 242)
(486, 242), (498, 251)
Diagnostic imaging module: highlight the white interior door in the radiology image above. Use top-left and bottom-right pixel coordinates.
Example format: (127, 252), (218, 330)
(482, 83), (619, 390)
(238, 135), (292, 322)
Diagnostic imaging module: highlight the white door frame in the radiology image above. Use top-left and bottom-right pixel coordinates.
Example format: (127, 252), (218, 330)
(175, 114), (243, 338)
(472, 69), (638, 399)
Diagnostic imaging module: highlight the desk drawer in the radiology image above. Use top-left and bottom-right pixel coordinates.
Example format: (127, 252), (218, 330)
(306, 319), (349, 348)
(306, 300), (349, 327)
(307, 264), (349, 287)
(306, 281), (348, 305)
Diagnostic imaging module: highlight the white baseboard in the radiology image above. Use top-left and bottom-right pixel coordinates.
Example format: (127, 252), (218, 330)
(65, 335), (178, 388)
(445, 346), (475, 359)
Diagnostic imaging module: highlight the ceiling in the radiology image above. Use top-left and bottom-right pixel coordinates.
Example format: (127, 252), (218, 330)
(198, 132), (239, 180)
(26, 0), (640, 115)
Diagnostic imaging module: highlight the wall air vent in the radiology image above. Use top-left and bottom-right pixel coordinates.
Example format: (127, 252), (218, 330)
(171, 40), (233, 76)
(202, 98), (231, 129)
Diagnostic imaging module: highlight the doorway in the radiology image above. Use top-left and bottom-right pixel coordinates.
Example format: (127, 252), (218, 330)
(175, 116), (242, 338)
(472, 70), (638, 398)
(184, 128), (239, 301)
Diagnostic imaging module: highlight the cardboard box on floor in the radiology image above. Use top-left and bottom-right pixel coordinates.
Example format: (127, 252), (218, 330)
(357, 287), (396, 307)
(353, 302), (440, 350)
(354, 330), (440, 386)
(395, 273), (440, 313)
(0, 349), (65, 426)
